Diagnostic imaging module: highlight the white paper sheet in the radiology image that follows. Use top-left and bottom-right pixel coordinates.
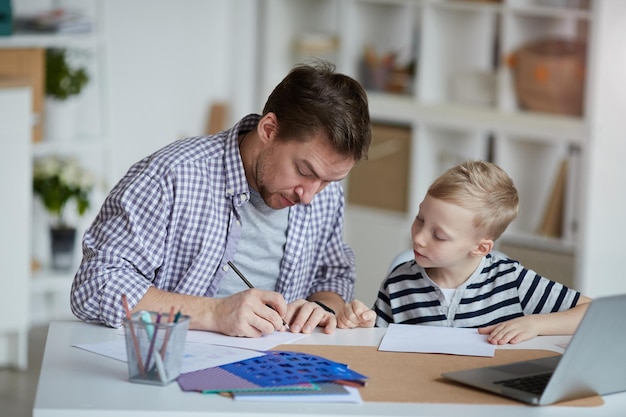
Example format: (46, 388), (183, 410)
(184, 328), (306, 351)
(74, 328), (305, 373)
(378, 323), (496, 357)
(74, 338), (265, 373)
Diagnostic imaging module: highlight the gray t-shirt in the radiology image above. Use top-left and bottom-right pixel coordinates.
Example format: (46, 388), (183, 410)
(216, 188), (289, 297)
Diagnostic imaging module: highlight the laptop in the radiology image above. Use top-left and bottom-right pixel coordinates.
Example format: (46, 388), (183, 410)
(441, 294), (626, 405)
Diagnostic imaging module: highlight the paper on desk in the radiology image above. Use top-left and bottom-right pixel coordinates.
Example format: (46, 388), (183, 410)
(74, 339), (265, 373)
(111, 327), (305, 350)
(74, 329), (306, 373)
(184, 328), (307, 350)
(378, 323), (496, 357)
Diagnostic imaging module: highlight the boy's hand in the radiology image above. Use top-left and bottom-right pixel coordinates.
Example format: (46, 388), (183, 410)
(478, 316), (540, 344)
(336, 300), (376, 329)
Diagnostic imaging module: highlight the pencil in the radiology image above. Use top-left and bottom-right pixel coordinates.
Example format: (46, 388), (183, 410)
(159, 305), (176, 359)
(121, 294), (145, 375)
(227, 260), (289, 330)
(227, 260), (254, 289)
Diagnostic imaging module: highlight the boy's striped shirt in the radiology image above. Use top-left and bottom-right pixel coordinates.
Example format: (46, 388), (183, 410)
(374, 252), (580, 328)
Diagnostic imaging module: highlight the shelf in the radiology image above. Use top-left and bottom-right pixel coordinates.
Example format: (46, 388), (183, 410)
(367, 92), (587, 142)
(507, 4), (593, 20)
(355, 0), (424, 7)
(0, 32), (102, 49)
(32, 136), (109, 156)
(31, 268), (74, 296)
(14, 1), (111, 326)
(500, 231), (576, 255)
(435, 0), (503, 13)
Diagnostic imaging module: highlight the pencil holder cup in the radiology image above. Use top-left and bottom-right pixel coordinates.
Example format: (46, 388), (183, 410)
(123, 310), (190, 386)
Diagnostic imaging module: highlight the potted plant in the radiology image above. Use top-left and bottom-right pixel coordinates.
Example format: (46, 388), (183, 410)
(44, 47), (89, 140)
(33, 155), (94, 270)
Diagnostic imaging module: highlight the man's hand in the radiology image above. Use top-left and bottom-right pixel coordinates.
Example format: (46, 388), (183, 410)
(286, 299), (337, 334)
(336, 300), (376, 329)
(208, 289), (288, 337)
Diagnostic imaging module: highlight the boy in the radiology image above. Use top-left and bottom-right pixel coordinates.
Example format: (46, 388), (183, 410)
(373, 160), (591, 344)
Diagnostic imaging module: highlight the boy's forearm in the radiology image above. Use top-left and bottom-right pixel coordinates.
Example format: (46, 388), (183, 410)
(537, 301), (591, 335)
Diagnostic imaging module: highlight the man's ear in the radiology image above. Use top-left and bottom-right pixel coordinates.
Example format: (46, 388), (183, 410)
(257, 112), (278, 145)
(472, 239), (494, 257)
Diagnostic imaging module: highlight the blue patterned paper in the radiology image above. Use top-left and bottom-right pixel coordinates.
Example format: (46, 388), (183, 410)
(221, 351), (367, 387)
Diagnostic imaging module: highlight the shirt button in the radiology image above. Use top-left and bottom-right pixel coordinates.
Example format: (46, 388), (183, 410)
(240, 194), (247, 202)
(236, 220), (241, 226)
(223, 265), (229, 271)
(226, 188), (234, 195)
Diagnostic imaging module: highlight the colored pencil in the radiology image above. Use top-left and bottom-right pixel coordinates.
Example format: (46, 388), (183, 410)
(121, 294), (145, 375)
(143, 311), (161, 373)
(159, 305), (176, 359)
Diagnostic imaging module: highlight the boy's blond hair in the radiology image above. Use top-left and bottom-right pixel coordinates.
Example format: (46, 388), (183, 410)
(427, 160), (519, 240)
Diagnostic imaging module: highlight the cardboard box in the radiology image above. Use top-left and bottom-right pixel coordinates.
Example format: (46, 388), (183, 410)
(499, 242), (574, 289)
(0, 48), (45, 142)
(347, 123), (411, 213)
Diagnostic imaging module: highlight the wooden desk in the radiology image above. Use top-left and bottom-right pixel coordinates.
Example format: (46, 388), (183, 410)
(33, 321), (626, 416)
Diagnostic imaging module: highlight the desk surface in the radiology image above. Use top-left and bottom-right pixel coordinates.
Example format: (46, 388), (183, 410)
(33, 321), (626, 417)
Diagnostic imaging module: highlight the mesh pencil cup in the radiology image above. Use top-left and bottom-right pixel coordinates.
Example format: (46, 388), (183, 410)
(123, 310), (190, 385)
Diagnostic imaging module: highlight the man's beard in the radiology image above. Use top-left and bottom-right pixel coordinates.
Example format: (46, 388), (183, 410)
(254, 151), (298, 210)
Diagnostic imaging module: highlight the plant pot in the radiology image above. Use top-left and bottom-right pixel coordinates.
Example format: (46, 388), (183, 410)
(44, 97), (78, 142)
(50, 226), (76, 271)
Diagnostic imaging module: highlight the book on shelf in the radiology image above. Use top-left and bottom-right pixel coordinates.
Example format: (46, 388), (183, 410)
(537, 158), (568, 239)
(14, 8), (92, 34)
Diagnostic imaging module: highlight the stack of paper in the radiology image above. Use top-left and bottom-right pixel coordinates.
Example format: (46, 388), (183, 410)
(177, 350), (367, 403)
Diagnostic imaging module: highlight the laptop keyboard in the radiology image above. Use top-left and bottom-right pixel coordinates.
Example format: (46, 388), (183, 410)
(494, 373), (553, 395)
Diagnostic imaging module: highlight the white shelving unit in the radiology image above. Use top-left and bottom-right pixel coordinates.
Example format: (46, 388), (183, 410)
(0, 80), (31, 369)
(1, 0), (111, 324)
(255, 0), (625, 303)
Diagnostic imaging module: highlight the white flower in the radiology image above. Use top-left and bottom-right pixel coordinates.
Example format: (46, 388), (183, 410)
(34, 155), (62, 178)
(33, 155), (96, 223)
(59, 158), (83, 188)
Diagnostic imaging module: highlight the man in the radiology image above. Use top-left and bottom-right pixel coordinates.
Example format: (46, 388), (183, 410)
(71, 61), (376, 337)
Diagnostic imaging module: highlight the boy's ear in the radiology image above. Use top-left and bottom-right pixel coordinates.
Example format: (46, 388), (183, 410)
(472, 239), (494, 257)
